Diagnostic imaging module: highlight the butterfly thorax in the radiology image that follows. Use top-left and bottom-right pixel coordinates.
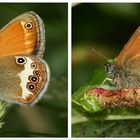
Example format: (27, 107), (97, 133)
(104, 61), (135, 88)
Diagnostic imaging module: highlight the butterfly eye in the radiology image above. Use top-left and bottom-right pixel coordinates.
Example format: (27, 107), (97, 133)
(104, 63), (110, 67)
(27, 83), (36, 92)
(16, 57), (27, 65)
(25, 22), (33, 30)
(29, 75), (39, 83)
(33, 70), (40, 76)
(31, 62), (37, 69)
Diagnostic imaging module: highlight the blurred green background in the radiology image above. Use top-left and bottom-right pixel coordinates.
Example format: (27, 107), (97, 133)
(0, 3), (68, 137)
(72, 3), (140, 137)
(72, 3), (140, 93)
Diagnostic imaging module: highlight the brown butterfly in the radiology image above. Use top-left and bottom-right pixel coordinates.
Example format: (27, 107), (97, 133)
(0, 11), (50, 106)
(104, 27), (140, 88)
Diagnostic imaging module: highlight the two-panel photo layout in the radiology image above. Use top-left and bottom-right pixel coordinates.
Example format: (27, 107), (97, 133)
(0, 2), (140, 138)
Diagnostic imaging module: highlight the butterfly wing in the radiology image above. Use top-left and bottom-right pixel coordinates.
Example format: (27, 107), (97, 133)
(0, 55), (50, 105)
(0, 11), (45, 57)
(116, 26), (140, 67)
(115, 26), (140, 87)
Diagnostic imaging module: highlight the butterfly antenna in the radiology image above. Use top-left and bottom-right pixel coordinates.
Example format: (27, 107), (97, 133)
(89, 47), (109, 61)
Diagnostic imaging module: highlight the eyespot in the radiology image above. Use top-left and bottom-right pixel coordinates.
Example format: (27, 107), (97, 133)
(29, 75), (39, 83)
(31, 62), (37, 69)
(26, 83), (36, 92)
(25, 22), (33, 30)
(16, 57), (27, 65)
(33, 70), (40, 76)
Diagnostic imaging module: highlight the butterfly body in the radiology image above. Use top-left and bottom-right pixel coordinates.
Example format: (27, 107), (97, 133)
(105, 61), (133, 88)
(0, 11), (50, 105)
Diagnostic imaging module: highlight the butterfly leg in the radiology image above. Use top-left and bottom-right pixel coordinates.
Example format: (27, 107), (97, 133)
(99, 78), (113, 88)
(128, 77), (139, 88)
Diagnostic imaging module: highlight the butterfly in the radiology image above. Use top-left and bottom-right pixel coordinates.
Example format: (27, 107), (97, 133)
(103, 27), (140, 89)
(0, 11), (50, 106)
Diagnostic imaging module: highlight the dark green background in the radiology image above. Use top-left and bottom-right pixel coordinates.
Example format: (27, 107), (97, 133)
(0, 3), (68, 137)
(72, 3), (140, 93)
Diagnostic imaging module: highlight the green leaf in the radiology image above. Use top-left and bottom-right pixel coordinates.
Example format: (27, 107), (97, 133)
(72, 69), (140, 137)
(0, 102), (7, 129)
(80, 93), (101, 112)
(72, 69), (106, 106)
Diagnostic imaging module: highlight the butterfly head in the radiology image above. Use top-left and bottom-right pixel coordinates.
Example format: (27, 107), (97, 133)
(104, 61), (117, 79)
